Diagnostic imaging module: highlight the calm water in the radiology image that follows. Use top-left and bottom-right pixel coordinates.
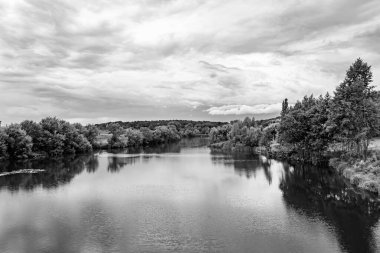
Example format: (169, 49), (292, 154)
(0, 138), (380, 253)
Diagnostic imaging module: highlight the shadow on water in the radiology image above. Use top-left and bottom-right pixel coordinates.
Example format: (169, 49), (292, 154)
(0, 154), (99, 191)
(280, 163), (380, 253)
(210, 150), (273, 184)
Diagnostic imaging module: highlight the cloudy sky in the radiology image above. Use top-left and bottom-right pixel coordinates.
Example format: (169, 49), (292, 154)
(1, 0), (380, 124)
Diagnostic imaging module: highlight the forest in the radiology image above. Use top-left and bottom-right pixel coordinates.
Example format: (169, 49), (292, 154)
(0, 118), (225, 160)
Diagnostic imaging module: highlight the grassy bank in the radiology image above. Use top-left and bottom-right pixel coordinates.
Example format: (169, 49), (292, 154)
(329, 141), (380, 195)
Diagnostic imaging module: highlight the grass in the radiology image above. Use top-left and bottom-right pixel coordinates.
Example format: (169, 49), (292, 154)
(330, 151), (380, 194)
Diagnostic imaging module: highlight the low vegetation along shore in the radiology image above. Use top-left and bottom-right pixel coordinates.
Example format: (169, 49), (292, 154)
(209, 59), (380, 194)
(1, 58), (380, 195)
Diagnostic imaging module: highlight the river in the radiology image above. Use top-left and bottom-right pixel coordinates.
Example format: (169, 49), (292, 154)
(0, 137), (379, 253)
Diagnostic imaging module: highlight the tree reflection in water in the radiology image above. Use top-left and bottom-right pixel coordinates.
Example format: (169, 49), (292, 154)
(0, 138), (205, 191)
(107, 156), (140, 172)
(0, 154), (99, 191)
(280, 163), (380, 253)
(211, 148), (380, 253)
(210, 150), (273, 184)
(1, 138), (380, 253)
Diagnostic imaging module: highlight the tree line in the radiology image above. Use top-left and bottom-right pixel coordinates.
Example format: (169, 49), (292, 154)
(97, 120), (226, 137)
(209, 58), (380, 163)
(0, 118), (225, 160)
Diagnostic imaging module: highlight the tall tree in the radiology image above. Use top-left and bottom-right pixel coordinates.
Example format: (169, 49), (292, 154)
(328, 59), (379, 159)
(343, 58), (372, 87)
(281, 98), (289, 118)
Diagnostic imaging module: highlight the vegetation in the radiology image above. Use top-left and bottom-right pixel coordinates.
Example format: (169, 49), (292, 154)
(208, 58), (380, 194)
(96, 120), (225, 138)
(209, 116), (280, 151)
(329, 152), (380, 194)
(0, 117), (225, 160)
(210, 58), (380, 162)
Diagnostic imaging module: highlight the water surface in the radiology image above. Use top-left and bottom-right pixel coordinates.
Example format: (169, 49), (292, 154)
(0, 138), (379, 253)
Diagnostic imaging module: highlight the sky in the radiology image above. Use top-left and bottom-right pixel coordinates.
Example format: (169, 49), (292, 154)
(1, 0), (380, 124)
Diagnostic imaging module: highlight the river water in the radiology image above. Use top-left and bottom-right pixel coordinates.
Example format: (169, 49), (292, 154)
(0, 138), (379, 253)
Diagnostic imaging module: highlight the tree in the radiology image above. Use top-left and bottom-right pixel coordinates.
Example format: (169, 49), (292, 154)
(125, 128), (143, 146)
(278, 95), (331, 161)
(140, 127), (153, 145)
(61, 121), (92, 154)
(107, 123), (125, 147)
(39, 117), (65, 156)
(0, 129), (8, 159)
(343, 58), (372, 87)
(84, 124), (100, 146)
(281, 98), (289, 118)
(327, 59), (379, 159)
(5, 124), (33, 159)
(251, 116), (256, 127)
(243, 117), (252, 127)
(244, 127), (262, 147)
(20, 120), (43, 152)
(260, 123), (279, 147)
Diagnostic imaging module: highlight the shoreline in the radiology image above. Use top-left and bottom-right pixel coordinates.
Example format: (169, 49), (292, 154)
(210, 140), (380, 198)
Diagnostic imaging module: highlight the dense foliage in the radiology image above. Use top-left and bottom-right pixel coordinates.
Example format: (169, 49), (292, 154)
(280, 58), (379, 161)
(0, 117), (225, 160)
(209, 117), (279, 150)
(97, 120), (226, 137)
(210, 58), (380, 163)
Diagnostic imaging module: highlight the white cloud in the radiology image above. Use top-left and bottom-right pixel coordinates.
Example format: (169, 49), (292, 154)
(0, 0), (380, 123)
(206, 104), (283, 115)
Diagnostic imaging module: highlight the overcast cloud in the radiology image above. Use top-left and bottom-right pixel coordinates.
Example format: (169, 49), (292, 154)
(1, 0), (380, 124)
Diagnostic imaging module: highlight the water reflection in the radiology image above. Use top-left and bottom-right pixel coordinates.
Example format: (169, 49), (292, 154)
(0, 138), (379, 253)
(107, 156), (140, 172)
(210, 150), (272, 184)
(280, 164), (380, 253)
(0, 154), (99, 191)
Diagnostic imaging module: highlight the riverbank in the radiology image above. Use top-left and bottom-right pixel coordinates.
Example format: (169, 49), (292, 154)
(329, 155), (380, 194)
(210, 139), (380, 196)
